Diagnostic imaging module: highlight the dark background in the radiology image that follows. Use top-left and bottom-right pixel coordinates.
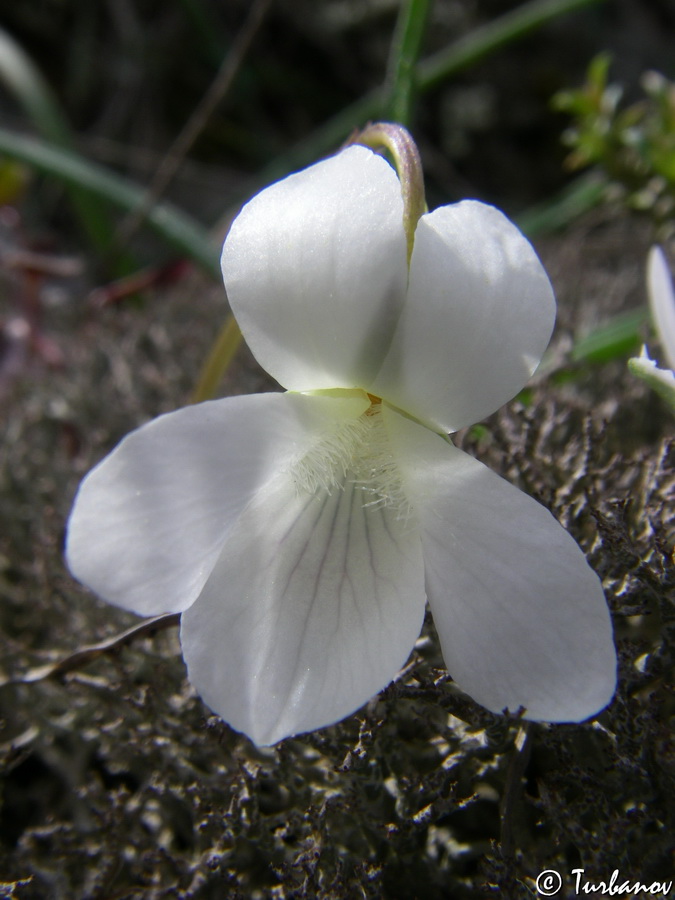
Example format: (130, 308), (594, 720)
(1, 2), (674, 898)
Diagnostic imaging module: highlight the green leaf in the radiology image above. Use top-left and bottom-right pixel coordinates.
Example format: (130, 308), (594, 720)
(0, 26), (117, 257)
(516, 172), (608, 236)
(0, 128), (221, 280)
(386, 0), (432, 126)
(571, 309), (647, 364)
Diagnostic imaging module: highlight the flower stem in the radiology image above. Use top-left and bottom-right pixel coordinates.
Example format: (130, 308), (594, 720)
(350, 122), (425, 264)
(190, 313), (243, 404)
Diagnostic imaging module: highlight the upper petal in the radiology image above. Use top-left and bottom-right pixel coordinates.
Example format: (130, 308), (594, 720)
(66, 391), (369, 616)
(180, 466), (426, 746)
(372, 201), (556, 433)
(222, 146), (409, 391)
(385, 406), (616, 722)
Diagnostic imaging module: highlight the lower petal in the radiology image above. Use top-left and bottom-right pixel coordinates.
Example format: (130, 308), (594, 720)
(180, 468), (425, 746)
(385, 407), (616, 723)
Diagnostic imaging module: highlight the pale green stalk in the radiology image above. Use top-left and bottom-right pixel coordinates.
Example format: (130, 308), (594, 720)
(190, 316), (243, 404)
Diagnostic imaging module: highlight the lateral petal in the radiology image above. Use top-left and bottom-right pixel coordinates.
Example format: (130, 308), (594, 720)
(385, 406), (616, 722)
(180, 469), (426, 746)
(372, 201), (555, 433)
(66, 391), (369, 616)
(222, 146), (408, 392)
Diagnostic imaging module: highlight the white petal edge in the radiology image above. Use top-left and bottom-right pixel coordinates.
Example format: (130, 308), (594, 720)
(372, 201), (556, 433)
(385, 405), (616, 722)
(66, 391), (369, 616)
(180, 466), (426, 746)
(222, 145), (408, 392)
(628, 348), (675, 412)
(647, 245), (675, 371)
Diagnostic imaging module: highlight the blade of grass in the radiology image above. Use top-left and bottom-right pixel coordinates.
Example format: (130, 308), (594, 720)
(112, 0), (272, 262)
(386, 0), (432, 126)
(417, 0), (606, 90)
(515, 171), (608, 236)
(256, 0), (608, 186)
(0, 125), (241, 399)
(0, 26), (116, 256)
(0, 128), (221, 279)
(571, 309), (647, 364)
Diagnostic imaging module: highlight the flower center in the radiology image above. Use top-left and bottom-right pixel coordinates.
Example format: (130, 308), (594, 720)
(289, 397), (410, 518)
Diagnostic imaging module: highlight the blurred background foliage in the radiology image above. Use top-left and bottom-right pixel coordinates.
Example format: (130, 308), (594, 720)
(0, 0), (672, 268)
(554, 52), (675, 234)
(1, 1), (674, 898)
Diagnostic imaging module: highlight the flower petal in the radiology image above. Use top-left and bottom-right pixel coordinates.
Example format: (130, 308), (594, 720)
(180, 469), (425, 746)
(66, 391), (369, 616)
(647, 245), (675, 371)
(385, 406), (616, 722)
(372, 201), (555, 433)
(222, 146), (408, 392)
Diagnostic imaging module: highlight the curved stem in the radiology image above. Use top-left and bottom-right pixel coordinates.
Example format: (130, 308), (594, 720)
(349, 122), (426, 264)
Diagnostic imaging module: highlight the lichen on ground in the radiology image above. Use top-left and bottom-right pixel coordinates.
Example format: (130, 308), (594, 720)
(0, 206), (673, 899)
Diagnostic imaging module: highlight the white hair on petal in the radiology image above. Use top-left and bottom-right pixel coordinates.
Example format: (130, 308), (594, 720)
(288, 404), (411, 519)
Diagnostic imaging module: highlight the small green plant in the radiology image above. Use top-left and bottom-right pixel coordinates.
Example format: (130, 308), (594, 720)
(553, 54), (675, 233)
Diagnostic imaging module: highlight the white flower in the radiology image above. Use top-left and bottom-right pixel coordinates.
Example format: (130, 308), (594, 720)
(66, 145), (616, 746)
(628, 246), (675, 411)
